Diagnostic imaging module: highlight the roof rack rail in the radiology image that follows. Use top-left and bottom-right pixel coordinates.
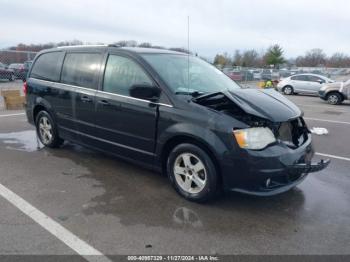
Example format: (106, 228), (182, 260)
(57, 44), (107, 49)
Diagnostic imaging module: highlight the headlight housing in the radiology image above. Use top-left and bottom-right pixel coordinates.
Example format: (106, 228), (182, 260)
(233, 127), (276, 150)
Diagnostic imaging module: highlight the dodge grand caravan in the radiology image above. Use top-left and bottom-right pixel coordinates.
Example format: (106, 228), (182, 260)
(25, 45), (329, 202)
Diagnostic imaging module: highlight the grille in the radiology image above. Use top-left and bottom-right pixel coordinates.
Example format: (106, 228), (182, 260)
(278, 118), (308, 148)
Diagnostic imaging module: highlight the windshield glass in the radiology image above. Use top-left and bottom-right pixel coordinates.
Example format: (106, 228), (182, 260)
(142, 54), (240, 94)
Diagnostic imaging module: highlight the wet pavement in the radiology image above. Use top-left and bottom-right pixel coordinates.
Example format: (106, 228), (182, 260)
(0, 95), (350, 256)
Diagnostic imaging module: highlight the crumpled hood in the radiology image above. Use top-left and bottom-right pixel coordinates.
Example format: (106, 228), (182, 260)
(225, 88), (302, 122)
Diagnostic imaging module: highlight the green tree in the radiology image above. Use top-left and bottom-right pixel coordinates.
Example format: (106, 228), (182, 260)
(264, 44), (285, 68)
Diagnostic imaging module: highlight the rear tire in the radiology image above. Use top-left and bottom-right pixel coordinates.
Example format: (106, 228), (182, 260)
(326, 92), (343, 105)
(35, 111), (64, 148)
(167, 143), (219, 202)
(282, 85), (294, 95)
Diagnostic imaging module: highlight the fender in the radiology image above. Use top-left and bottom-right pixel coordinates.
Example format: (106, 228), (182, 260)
(156, 122), (230, 163)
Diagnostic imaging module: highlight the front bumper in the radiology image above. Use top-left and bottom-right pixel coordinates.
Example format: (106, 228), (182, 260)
(319, 90), (327, 100)
(221, 134), (330, 196)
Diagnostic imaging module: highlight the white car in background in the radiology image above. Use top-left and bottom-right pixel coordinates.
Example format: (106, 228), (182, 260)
(253, 69), (263, 80)
(277, 73), (334, 95)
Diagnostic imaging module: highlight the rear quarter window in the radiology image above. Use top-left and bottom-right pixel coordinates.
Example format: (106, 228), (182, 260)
(30, 52), (65, 82)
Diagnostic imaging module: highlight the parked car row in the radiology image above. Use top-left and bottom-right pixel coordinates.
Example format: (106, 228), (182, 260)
(0, 62), (15, 81)
(276, 72), (350, 105)
(222, 67), (349, 81)
(0, 61), (32, 81)
(226, 70), (254, 81)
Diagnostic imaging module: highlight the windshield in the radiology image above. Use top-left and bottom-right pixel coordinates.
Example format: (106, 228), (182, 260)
(142, 54), (240, 94)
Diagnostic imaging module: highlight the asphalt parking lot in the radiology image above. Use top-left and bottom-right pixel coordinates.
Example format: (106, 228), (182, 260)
(0, 90), (350, 259)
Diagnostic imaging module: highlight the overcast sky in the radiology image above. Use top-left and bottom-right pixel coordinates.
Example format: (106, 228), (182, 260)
(1, 0), (349, 59)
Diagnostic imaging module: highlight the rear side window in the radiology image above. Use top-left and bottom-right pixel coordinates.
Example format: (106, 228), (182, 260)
(291, 75), (307, 81)
(30, 52), (64, 82)
(61, 53), (102, 89)
(307, 75), (322, 82)
(103, 55), (153, 96)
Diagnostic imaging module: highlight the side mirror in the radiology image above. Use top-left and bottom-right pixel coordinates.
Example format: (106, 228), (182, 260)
(129, 84), (160, 102)
(317, 79), (324, 84)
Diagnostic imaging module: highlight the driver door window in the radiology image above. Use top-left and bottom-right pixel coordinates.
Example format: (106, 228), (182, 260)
(103, 55), (153, 96)
(305, 75), (323, 93)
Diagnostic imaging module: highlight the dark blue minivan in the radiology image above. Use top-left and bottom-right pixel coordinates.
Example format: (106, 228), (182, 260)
(24, 45), (329, 202)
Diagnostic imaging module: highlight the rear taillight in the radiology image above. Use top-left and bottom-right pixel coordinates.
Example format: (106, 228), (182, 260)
(23, 82), (27, 96)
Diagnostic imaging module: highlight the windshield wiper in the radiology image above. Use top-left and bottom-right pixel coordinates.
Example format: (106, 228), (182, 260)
(191, 91), (224, 102)
(174, 91), (204, 97)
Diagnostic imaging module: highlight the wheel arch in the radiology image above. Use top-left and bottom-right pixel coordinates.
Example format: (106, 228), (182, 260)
(159, 134), (223, 185)
(32, 97), (55, 123)
(326, 90), (344, 101)
(283, 85), (294, 91)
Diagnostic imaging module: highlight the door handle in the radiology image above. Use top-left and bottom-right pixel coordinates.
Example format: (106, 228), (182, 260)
(98, 99), (110, 106)
(81, 96), (92, 103)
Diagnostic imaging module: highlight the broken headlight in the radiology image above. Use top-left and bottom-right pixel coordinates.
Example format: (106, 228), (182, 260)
(233, 127), (276, 150)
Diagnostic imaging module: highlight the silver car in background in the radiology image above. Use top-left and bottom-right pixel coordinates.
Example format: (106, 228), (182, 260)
(277, 73), (334, 95)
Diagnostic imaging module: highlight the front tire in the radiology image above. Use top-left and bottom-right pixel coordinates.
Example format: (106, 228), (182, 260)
(326, 92), (343, 105)
(35, 111), (63, 148)
(167, 143), (218, 202)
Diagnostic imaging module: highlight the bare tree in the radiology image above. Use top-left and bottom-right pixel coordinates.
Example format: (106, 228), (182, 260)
(233, 50), (242, 66)
(242, 49), (259, 67)
(169, 47), (191, 54)
(297, 48), (326, 67)
(138, 42), (152, 48)
(327, 52), (350, 67)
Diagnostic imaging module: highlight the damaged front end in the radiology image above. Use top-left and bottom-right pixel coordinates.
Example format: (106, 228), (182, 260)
(192, 90), (330, 196)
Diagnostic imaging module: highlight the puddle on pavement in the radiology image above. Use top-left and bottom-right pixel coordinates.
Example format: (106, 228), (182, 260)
(323, 110), (342, 115)
(0, 130), (42, 152)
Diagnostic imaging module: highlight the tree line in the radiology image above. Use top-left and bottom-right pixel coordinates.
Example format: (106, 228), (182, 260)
(5, 40), (191, 55)
(214, 45), (350, 68)
(1, 40), (199, 64)
(3, 40), (350, 68)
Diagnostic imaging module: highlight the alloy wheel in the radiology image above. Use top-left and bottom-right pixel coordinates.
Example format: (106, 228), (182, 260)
(328, 94), (339, 105)
(173, 153), (207, 194)
(284, 86), (292, 95)
(39, 116), (53, 144)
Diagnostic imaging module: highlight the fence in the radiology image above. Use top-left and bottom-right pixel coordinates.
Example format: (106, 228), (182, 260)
(0, 50), (37, 81)
(221, 66), (350, 83)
